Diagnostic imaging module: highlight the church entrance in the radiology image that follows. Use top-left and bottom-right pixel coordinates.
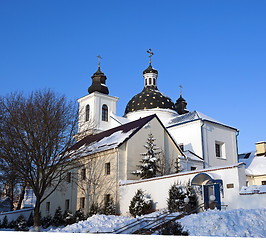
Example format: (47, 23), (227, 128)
(191, 173), (223, 210)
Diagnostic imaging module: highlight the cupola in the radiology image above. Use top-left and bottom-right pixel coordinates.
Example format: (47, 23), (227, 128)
(175, 85), (189, 115)
(124, 49), (176, 115)
(88, 55), (109, 95)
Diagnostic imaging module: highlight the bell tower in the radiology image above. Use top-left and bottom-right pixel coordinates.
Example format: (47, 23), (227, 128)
(76, 56), (119, 140)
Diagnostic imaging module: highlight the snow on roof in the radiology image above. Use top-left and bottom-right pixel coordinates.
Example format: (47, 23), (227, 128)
(110, 113), (130, 125)
(68, 115), (156, 158)
(240, 185), (266, 194)
(166, 110), (237, 130)
(183, 150), (204, 162)
(239, 151), (266, 176)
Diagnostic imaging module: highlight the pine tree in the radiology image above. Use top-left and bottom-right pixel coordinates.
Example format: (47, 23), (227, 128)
(74, 209), (86, 223)
(15, 215), (28, 231)
(167, 182), (187, 213)
(103, 197), (116, 215)
(2, 216), (8, 228)
(26, 212), (34, 227)
(129, 189), (153, 217)
(159, 221), (188, 236)
(186, 182), (198, 213)
(40, 215), (52, 229)
(63, 210), (75, 226)
(132, 133), (160, 179)
(88, 202), (99, 217)
(52, 206), (64, 227)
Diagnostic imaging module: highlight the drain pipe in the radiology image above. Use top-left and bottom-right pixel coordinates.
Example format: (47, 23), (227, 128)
(201, 120), (206, 168)
(115, 148), (119, 214)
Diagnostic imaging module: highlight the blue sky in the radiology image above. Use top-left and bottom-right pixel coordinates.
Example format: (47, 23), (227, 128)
(0, 0), (265, 153)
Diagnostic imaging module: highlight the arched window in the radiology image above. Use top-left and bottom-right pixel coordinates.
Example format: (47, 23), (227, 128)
(85, 104), (90, 121)
(102, 104), (108, 122)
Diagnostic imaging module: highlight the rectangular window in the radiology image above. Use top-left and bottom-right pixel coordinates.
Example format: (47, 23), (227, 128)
(105, 162), (111, 175)
(215, 143), (221, 157)
(190, 166), (197, 171)
(81, 168), (86, 180)
(262, 181), (266, 185)
(66, 172), (71, 183)
(215, 141), (225, 159)
(80, 197), (85, 209)
(46, 202), (50, 212)
(65, 199), (70, 211)
(227, 183), (234, 189)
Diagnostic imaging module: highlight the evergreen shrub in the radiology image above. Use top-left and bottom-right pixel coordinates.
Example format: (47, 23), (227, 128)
(129, 189), (153, 217)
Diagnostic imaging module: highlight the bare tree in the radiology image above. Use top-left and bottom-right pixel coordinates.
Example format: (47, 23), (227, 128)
(0, 89), (78, 231)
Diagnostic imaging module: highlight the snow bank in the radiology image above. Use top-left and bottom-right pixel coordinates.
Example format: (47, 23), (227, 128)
(49, 214), (134, 233)
(179, 208), (266, 238)
(47, 208), (266, 237)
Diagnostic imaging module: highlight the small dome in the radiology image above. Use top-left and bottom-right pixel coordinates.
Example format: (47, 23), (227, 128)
(143, 64), (158, 75)
(88, 67), (109, 95)
(124, 86), (176, 115)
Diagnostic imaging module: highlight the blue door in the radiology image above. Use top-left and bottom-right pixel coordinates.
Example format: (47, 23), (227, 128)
(203, 184), (221, 210)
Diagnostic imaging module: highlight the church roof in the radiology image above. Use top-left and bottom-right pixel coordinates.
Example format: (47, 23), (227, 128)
(124, 86), (176, 115)
(166, 110), (238, 130)
(68, 115), (157, 157)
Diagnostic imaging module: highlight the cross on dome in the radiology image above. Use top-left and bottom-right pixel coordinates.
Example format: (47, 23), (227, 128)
(97, 55), (102, 68)
(147, 49), (154, 65)
(179, 85), (183, 96)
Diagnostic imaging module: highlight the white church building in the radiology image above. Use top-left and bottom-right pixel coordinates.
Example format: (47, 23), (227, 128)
(40, 51), (265, 217)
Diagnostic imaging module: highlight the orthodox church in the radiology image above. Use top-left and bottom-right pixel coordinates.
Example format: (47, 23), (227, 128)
(40, 50), (265, 217)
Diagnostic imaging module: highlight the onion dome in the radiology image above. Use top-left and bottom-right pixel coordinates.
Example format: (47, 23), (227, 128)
(124, 86), (176, 114)
(143, 64), (158, 75)
(175, 86), (189, 115)
(88, 66), (109, 95)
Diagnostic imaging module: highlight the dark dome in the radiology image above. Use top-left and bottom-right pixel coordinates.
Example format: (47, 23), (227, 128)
(125, 86), (176, 115)
(143, 64), (158, 75)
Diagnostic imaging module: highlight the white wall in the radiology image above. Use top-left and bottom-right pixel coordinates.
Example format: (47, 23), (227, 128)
(203, 121), (238, 168)
(78, 92), (119, 134)
(119, 163), (250, 216)
(167, 120), (203, 158)
(0, 208), (34, 222)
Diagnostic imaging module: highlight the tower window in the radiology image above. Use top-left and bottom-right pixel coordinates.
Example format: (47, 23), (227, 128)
(149, 78), (152, 85)
(85, 104), (90, 121)
(102, 104), (108, 122)
(153, 78), (156, 85)
(145, 78), (147, 86)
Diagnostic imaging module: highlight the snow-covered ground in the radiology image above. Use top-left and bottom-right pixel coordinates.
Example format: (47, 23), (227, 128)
(46, 208), (266, 238)
(179, 208), (266, 238)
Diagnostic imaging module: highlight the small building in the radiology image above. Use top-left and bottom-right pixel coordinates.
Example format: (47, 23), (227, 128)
(238, 141), (266, 186)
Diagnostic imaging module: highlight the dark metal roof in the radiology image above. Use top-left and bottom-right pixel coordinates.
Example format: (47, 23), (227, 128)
(88, 67), (109, 95)
(143, 64), (158, 75)
(124, 86), (176, 115)
(69, 114), (156, 151)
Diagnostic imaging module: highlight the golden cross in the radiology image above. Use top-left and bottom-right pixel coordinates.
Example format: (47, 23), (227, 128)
(147, 49), (153, 65)
(179, 85), (183, 96)
(97, 55), (102, 68)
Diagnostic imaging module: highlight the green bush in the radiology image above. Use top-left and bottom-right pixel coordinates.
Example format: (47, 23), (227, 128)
(129, 189), (153, 217)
